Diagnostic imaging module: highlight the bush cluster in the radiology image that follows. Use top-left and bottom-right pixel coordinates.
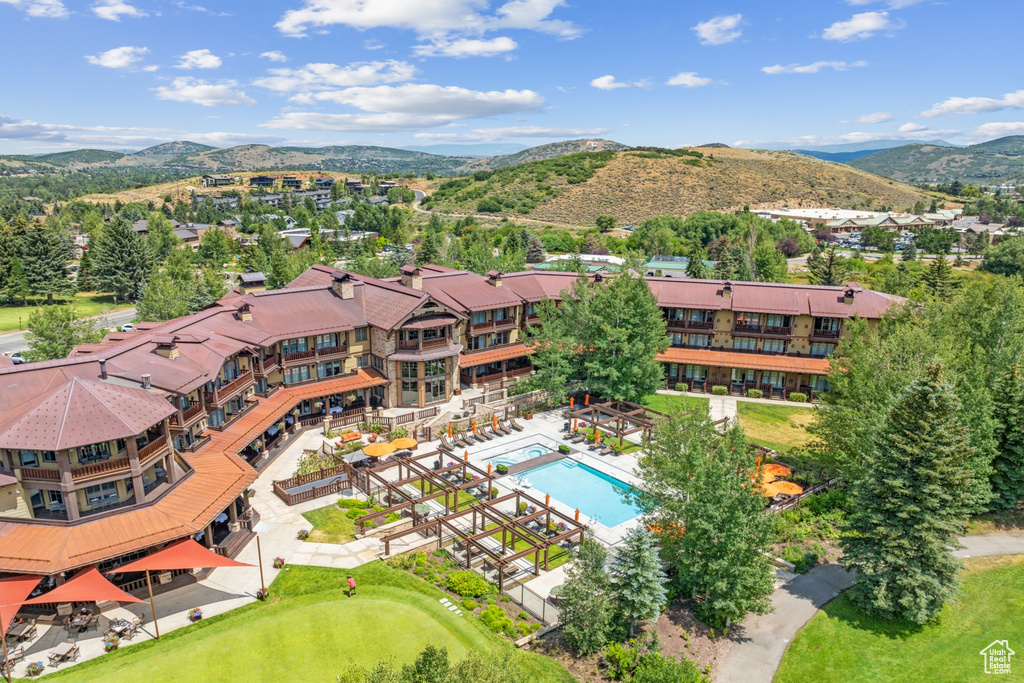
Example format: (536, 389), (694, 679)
(446, 571), (495, 598)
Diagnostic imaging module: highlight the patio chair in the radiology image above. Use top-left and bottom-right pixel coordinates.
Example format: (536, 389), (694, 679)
(587, 440), (602, 451)
(494, 420), (512, 435)
(599, 444), (615, 456)
(439, 433), (456, 450)
(508, 417), (524, 431)
(86, 614), (100, 631)
(454, 431), (472, 448)
(569, 433), (586, 443)
(475, 429), (493, 441)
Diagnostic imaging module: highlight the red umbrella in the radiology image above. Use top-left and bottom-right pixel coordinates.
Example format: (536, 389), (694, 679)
(23, 567), (142, 606)
(111, 539), (253, 639)
(0, 574), (42, 683)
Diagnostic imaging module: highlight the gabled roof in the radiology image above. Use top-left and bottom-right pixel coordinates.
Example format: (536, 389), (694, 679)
(0, 377), (175, 451)
(415, 266), (522, 312)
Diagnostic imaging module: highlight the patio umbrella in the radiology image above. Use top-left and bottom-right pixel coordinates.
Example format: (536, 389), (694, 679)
(569, 397), (574, 409)
(0, 574), (42, 683)
(363, 442), (396, 458)
(762, 464), (792, 477)
(760, 482), (782, 497)
(448, 423), (452, 438)
(493, 414), (498, 431)
(112, 539), (253, 639)
(752, 470), (776, 485)
(472, 420), (477, 434)
(391, 437), (417, 449)
(773, 481), (803, 495)
(585, 394), (590, 406)
(594, 428), (601, 444)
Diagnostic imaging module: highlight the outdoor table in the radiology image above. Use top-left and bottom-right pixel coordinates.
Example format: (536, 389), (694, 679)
(6, 622), (31, 640)
(69, 616), (88, 632)
(109, 619), (131, 637)
(49, 642), (78, 665)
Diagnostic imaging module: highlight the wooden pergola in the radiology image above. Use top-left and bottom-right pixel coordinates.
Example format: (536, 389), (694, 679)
(567, 400), (668, 445)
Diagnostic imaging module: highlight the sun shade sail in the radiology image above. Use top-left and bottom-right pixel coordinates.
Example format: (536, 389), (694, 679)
(0, 574), (42, 633)
(113, 539), (253, 572)
(24, 568), (142, 605)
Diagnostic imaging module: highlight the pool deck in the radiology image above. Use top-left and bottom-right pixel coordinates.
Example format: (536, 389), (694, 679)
(506, 450), (567, 475)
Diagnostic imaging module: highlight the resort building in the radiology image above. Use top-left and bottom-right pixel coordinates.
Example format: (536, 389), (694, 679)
(0, 264), (899, 579)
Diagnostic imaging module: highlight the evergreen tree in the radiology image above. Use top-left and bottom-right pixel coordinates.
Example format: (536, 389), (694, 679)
(24, 304), (103, 362)
(416, 230), (440, 266)
(559, 538), (613, 654)
(807, 244), (850, 286)
(196, 227), (236, 268)
(145, 212), (180, 263)
(3, 257), (31, 304)
(90, 216), (153, 301)
(609, 527), (667, 636)
(0, 219), (15, 293)
(841, 365), (973, 624)
(76, 246), (97, 293)
(990, 363), (1024, 512)
(20, 224), (73, 303)
(136, 270), (192, 321)
(901, 241), (917, 261)
(685, 250), (710, 279)
(923, 250), (957, 297)
(526, 234), (546, 263)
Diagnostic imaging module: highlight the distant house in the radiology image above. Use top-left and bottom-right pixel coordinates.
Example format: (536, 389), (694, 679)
(281, 175), (303, 190)
(133, 219), (181, 234)
(314, 176), (335, 190)
(249, 175), (276, 188)
(368, 197), (390, 206)
(173, 228), (201, 249)
(645, 255), (714, 279)
(201, 174), (234, 188)
(194, 193), (239, 210)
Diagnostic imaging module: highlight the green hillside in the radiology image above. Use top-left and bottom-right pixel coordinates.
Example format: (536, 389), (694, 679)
(848, 136), (1024, 184)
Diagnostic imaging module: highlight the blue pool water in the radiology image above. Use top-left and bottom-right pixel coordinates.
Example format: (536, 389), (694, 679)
(523, 461), (641, 527)
(484, 442), (553, 467)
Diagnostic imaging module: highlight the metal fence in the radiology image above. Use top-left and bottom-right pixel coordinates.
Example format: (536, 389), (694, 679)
(503, 578), (560, 626)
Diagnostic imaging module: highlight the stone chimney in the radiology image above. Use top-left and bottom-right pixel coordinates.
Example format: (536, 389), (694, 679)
(486, 270), (503, 287)
(400, 265), (423, 291)
(238, 303), (253, 322)
(843, 286), (856, 304)
(155, 337), (180, 360)
(238, 272), (266, 295)
(141, 374), (152, 389)
(332, 272), (355, 300)
(721, 281), (733, 298)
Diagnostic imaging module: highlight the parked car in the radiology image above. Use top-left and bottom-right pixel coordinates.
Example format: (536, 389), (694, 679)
(9, 352), (25, 364)
(120, 323), (135, 333)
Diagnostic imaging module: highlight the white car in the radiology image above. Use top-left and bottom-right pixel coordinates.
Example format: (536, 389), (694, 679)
(121, 323), (135, 333)
(9, 352), (25, 365)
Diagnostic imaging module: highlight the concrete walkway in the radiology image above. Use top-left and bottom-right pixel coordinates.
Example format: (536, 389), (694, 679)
(716, 533), (1024, 683)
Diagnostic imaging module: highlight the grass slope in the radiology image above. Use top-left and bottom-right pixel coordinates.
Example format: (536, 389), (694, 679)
(427, 148), (930, 227)
(644, 393), (711, 418)
(775, 555), (1024, 683)
(0, 293), (132, 333)
(736, 402), (815, 453)
(849, 135), (1024, 183)
(40, 563), (572, 683)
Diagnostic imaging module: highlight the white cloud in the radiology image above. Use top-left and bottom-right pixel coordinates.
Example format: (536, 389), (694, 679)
(260, 50), (287, 62)
(254, 60), (416, 93)
(823, 11), (902, 41)
(692, 14), (742, 45)
(971, 121), (1024, 139)
(414, 125), (610, 142)
(666, 72), (712, 87)
(413, 36), (518, 58)
(590, 75), (650, 91)
(275, 0), (580, 39)
(842, 111), (894, 124)
(92, 0), (146, 20)
(85, 46), (149, 69)
(154, 78), (256, 106)
(897, 122), (927, 133)
(176, 49), (222, 69)
(0, 0), (68, 18)
(762, 60), (867, 75)
(265, 84), (544, 132)
(920, 90), (1024, 118)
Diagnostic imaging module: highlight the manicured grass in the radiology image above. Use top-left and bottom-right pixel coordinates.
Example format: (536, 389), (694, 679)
(481, 523), (571, 571)
(775, 555), (1024, 683)
(644, 393), (710, 418)
(301, 503), (358, 544)
(42, 563), (572, 683)
(966, 509), (1024, 535)
(0, 292), (132, 332)
(736, 401), (815, 453)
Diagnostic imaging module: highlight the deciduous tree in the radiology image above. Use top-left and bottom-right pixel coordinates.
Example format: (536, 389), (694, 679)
(559, 538), (613, 654)
(24, 304), (103, 362)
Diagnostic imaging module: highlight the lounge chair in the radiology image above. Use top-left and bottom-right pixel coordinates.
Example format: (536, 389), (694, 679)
(439, 433), (456, 450)
(475, 429), (493, 441)
(508, 417), (524, 431)
(453, 431), (471, 448)
(569, 432), (586, 443)
(587, 440), (603, 451)
(3, 646), (24, 668)
(599, 444), (615, 456)
(494, 420), (512, 435)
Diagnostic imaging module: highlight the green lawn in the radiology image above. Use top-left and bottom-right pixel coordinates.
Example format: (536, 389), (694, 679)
(736, 401), (815, 453)
(39, 563), (572, 683)
(775, 556), (1024, 683)
(302, 503), (359, 544)
(644, 393), (710, 418)
(0, 292), (132, 332)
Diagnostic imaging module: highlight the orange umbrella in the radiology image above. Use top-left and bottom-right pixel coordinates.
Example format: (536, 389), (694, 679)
(595, 428), (601, 444)
(363, 442), (396, 457)
(760, 482), (782, 497)
(472, 420), (477, 434)
(752, 470), (776, 484)
(773, 481), (803, 495)
(572, 418), (577, 431)
(448, 423), (453, 438)
(570, 397), (574, 409)
(585, 394), (590, 406)
(763, 464), (792, 477)
(392, 437), (418, 449)
(493, 414), (498, 430)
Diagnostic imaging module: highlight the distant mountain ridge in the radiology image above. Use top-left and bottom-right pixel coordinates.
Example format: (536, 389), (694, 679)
(794, 149), (886, 163)
(848, 136), (1024, 183)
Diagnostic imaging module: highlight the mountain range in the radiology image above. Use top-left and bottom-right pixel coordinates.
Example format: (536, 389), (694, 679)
(846, 136), (1024, 184)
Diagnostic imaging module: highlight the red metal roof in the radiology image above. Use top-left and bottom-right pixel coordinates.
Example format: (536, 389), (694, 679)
(459, 344), (535, 369)
(657, 347), (832, 375)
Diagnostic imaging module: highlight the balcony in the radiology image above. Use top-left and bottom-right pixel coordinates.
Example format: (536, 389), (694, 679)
(72, 457), (131, 481)
(398, 336), (452, 352)
(315, 345), (347, 359)
(666, 319), (688, 332)
(762, 325), (792, 336)
(204, 371), (255, 407)
(733, 321), (762, 334)
(137, 438), (170, 465)
(19, 467), (60, 483)
(257, 354), (279, 374)
(282, 349), (317, 364)
(811, 328), (841, 340)
(733, 323), (793, 337)
(470, 317), (516, 334)
(170, 403), (204, 430)
(686, 320), (715, 331)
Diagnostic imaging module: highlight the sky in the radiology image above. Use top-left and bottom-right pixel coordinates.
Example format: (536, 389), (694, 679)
(0, 0), (1022, 154)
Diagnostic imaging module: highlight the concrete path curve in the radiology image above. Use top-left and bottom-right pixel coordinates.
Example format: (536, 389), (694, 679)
(716, 533), (1024, 683)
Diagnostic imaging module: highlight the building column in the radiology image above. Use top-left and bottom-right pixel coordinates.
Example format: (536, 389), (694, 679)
(165, 453), (178, 484)
(228, 499), (240, 532)
(204, 523), (214, 548)
(127, 435), (144, 503)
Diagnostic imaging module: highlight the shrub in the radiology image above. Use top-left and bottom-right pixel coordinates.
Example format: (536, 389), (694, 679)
(789, 392), (808, 402)
(674, 383), (688, 392)
(495, 464), (509, 474)
(386, 553), (416, 570)
(446, 570), (495, 597)
(384, 512), (402, 524)
(345, 508), (364, 520)
(602, 641), (641, 680)
(415, 552), (427, 567)
(480, 604), (514, 635)
(462, 598), (477, 611)
(712, 385), (729, 396)
(489, 487), (498, 498)
(558, 444), (571, 454)
(633, 652), (709, 683)
(746, 388), (764, 398)
(337, 498), (370, 509)
(388, 427), (408, 440)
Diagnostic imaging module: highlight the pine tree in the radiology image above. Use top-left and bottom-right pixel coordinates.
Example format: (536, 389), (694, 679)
(19, 224), (73, 304)
(416, 230), (440, 266)
(90, 216), (154, 302)
(3, 257), (31, 304)
(990, 363), (1024, 512)
(807, 244), (850, 286)
(841, 365), (973, 624)
(0, 218), (15, 292)
(526, 234), (546, 263)
(685, 250), (710, 279)
(609, 527), (667, 635)
(145, 212), (180, 263)
(76, 247), (97, 293)
(901, 241), (917, 261)
(559, 538), (613, 654)
(923, 250), (957, 297)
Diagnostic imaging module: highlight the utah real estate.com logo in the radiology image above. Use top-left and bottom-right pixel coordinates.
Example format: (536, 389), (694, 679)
(980, 640), (1015, 675)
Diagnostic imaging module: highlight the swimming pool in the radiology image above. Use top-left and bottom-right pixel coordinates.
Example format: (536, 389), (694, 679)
(521, 460), (641, 528)
(483, 441), (554, 467)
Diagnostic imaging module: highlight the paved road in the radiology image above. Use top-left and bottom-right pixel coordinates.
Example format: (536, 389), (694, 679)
(0, 307), (136, 356)
(716, 533), (1024, 683)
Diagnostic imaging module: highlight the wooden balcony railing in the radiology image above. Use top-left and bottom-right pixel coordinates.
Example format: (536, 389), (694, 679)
(19, 467), (60, 482)
(206, 371), (254, 406)
(811, 328), (841, 339)
(72, 458), (131, 480)
(283, 349), (317, 363)
(686, 320), (714, 330)
(171, 403), (203, 428)
(421, 337), (449, 349)
(471, 318), (516, 333)
(137, 439), (169, 462)
(315, 345), (347, 358)
(259, 354), (279, 372)
(666, 319), (688, 331)
(399, 337), (451, 352)
(733, 322), (761, 333)
(762, 325), (792, 336)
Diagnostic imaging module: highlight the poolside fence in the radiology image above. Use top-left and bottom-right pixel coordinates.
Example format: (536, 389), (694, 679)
(502, 577), (560, 626)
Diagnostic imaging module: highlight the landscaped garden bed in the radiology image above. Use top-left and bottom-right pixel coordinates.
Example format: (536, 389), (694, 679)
(301, 498), (397, 544)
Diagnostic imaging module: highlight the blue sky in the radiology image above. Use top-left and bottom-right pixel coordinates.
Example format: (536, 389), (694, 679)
(0, 0), (1022, 153)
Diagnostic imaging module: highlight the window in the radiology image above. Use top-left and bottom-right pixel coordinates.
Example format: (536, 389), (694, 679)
(731, 368), (755, 384)
(689, 309), (712, 323)
(491, 331), (510, 347)
(318, 360), (344, 378)
(688, 334), (711, 348)
(355, 327), (368, 342)
(356, 355), (368, 368)
(525, 303), (536, 316)
(763, 339), (787, 354)
(666, 363), (679, 378)
(401, 380), (419, 406)
(284, 366), (311, 384)
(208, 408), (225, 427)
(255, 377), (268, 394)
(47, 490), (64, 507)
(733, 337), (757, 351)
(472, 311), (487, 325)
(316, 333), (339, 350)
(78, 442), (111, 463)
(371, 355), (384, 372)
(18, 451), (38, 467)
(815, 317), (840, 332)
(811, 375), (829, 392)
(764, 314), (789, 329)
(666, 308), (684, 321)
(85, 481), (118, 499)
(684, 365), (707, 381)
(424, 359), (446, 377)
(281, 337), (308, 354)
(810, 343), (835, 356)
(425, 378), (447, 403)
(469, 335), (487, 350)
(42, 451), (57, 463)
(222, 358), (240, 381)
(735, 312), (760, 325)
(763, 371), (785, 388)
(401, 362), (418, 379)
(669, 332), (683, 347)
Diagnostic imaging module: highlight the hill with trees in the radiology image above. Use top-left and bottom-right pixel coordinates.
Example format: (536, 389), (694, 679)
(848, 136), (1024, 184)
(423, 147), (931, 226)
(457, 139), (629, 172)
